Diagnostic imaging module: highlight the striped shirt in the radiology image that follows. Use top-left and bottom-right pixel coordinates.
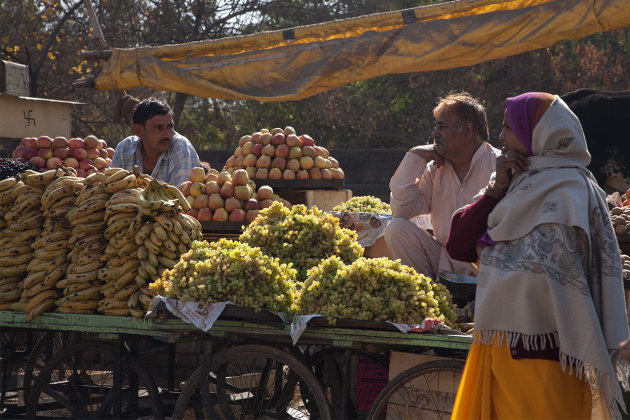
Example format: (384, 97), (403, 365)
(111, 132), (200, 187)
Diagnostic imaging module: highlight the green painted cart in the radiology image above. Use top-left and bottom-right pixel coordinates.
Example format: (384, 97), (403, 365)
(0, 310), (471, 419)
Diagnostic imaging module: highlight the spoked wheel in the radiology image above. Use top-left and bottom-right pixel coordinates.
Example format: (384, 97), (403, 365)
(303, 347), (388, 419)
(172, 344), (332, 419)
(25, 341), (164, 419)
(366, 359), (465, 420)
(21, 331), (66, 406)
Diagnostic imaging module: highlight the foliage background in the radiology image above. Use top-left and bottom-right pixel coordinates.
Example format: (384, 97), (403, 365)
(1, 0), (629, 153)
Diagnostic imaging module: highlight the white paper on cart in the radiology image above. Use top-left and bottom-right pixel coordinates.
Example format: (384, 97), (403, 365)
(147, 296), (228, 332)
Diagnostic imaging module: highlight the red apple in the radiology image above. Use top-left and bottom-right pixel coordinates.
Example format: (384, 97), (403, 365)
(106, 147), (116, 158)
(86, 148), (101, 159)
(212, 208), (229, 222)
(46, 157), (62, 169)
(225, 155), (237, 168)
(79, 159), (94, 171)
(193, 194), (209, 210)
(256, 185), (274, 201)
(245, 199), (260, 211)
(299, 134), (315, 147)
(241, 142), (254, 156)
(15, 157), (27, 164)
(285, 134), (301, 148)
(234, 146), (242, 158)
(179, 181), (192, 195)
(185, 209), (199, 219)
(262, 144), (275, 157)
(21, 147), (37, 160)
(234, 185), (252, 201)
(271, 157), (286, 171)
(243, 154), (258, 168)
(300, 156), (314, 170)
(239, 135), (252, 147)
(220, 181), (234, 198)
(250, 132), (263, 144)
(331, 168), (345, 179)
(98, 139), (108, 150)
(270, 128), (284, 135)
(283, 126), (296, 136)
(260, 133), (273, 145)
(231, 169), (249, 186)
(68, 138), (85, 149)
(38, 148), (53, 160)
(329, 157), (340, 168)
(217, 172), (232, 186)
(271, 133), (285, 145)
(189, 182), (205, 197)
(36, 136), (53, 148)
(208, 194), (224, 211)
(256, 155), (271, 169)
(255, 168), (268, 179)
(229, 208), (246, 222)
(269, 168), (282, 179)
(275, 144), (290, 158)
(260, 199), (274, 209)
(205, 181), (220, 195)
(205, 169), (219, 183)
(225, 197), (242, 212)
(308, 167), (322, 179)
(286, 159), (300, 172)
(288, 146), (302, 160)
(283, 169), (296, 180)
(321, 168), (333, 179)
(84, 135), (100, 149)
(302, 145), (317, 158)
(75, 168), (86, 177)
(251, 144), (263, 158)
(71, 148), (88, 160)
(246, 166), (257, 179)
(52, 137), (68, 149)
(189, 167), (206, 183)
(99, 149), (109, 159)
(53, 147), (70, 159)
(12, 145), (25, 159)
(92, 157), (108, 169)
(21, 137), (38, 148)
(296, 170), (310, 180)
(245, 209), (259, 223)
(197, 207), (213, 221)
(314, 156), (328, 169)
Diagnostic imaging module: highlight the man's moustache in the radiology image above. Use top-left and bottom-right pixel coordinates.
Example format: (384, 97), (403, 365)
(433, 137), (446, 145)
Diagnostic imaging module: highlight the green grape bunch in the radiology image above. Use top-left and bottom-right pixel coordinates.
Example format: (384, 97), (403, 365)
(149, 239), (299, 313)
(298, 256), (457, 326)
(239, 202), (364, 281)
(332, 196), (391, 214)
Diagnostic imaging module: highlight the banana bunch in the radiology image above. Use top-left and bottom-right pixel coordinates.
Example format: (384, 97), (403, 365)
(136, 179), (191, 216)
(97, 184), (144, 317)
(21, 171), (82, 320)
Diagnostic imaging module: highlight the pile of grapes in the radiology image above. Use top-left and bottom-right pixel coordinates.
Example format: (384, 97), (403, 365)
(332, 196), (391, 214)
(150, 239), (298, 313)
(0, 158), (31, 180)
(298, 256), (457, 326)
(239, 202), (364, 281)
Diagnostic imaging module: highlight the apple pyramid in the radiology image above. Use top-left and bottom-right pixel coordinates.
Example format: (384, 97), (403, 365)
(225, 126), (345, 181)
(178, 166), (291, 223)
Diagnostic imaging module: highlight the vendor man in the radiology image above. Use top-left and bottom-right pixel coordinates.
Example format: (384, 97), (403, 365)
(111, 97), (200, 187)
(384, 92), (500, 279)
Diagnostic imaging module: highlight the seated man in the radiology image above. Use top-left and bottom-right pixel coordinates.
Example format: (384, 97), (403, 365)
(384, 92), (499, 279)
(111, 97), (200, 187)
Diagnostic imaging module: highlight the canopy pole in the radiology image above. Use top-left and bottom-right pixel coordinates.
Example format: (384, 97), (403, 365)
(82, 0), (108, 48)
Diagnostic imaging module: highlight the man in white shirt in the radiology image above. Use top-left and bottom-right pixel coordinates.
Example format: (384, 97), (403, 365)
(111, 97), (200, 187)
(384, 92), (500, 279)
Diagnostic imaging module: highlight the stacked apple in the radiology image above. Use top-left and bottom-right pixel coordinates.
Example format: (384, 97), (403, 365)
(224, 127), (345, 181)
(12, 135), (115, 177)
(178, 167), (291, 223)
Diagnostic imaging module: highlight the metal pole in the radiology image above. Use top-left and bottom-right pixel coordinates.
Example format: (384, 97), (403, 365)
(82, 0), (108, 48)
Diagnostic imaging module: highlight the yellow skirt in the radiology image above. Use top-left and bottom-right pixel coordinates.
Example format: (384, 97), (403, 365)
(452, 339), (592, 419)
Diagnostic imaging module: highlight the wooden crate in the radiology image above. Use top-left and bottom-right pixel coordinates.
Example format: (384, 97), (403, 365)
(278, 189), (352, 212)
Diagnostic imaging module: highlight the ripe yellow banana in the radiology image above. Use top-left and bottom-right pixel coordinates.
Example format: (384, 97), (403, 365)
(22, 280), (54, 299)
(25, 289), (59, 314)
(113, 283), (139, 300)
(139, 258), (158, 279)
(67, 260), (101, 275)
(160, 247), (177, 260)
(56, 284), (101, 303)
(65, 271), (98, 283)
(33, 247), (67, 260)
(157, 255), (178, 269)
(0, 177), (18, 192)
(0, 252), (33, 266)
(70, 210), (106, 227)
(0, 245), (33, 258)
(102, 167), (128, 176)
(154, 214), (174, 232)
(26, 298), (56, 322)
(0, 289), (22, 302)
(9, 301), (27, 312)
(105, 174), (136, 193)
(24, 168), (62, 186)
(70, 220), (106, 235)
(101, 308), (130, 316)
(56, 300), (99, 311)
(105, 203), (138, 220)
(134, 221), (154, 245)
(63, 280), (101, 295)
(165, 184), (191, 211)
(76, 190), (110, 206)
(106, 194), (138, 207)
(104, 218), (133, 240)
(47, 195), (75, 211)
(152, 224), (168, 242)
(176, 242), (188, 255)
(22, 270), (48, 290)
(0, 264), (28, 277)
(0, 281), (19, 294)
(18, 228), (43, 244)
(42, 262), (68, 288)
(41, 239), (69, 252)
(41, 186), (73, 209)
(84, 172), (109, 185)
(76, 198), (108, 216)
(104, 169), (131, 185)
(135, 275), (147, 287)
(112, 269), (138, 293)
(144, 236), (161, 255)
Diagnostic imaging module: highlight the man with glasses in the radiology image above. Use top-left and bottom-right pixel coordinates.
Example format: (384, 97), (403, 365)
(111, 97), (200, 187)
(384, 92), (500, 280)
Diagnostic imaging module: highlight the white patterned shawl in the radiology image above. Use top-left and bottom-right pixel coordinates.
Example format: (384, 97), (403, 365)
(475, 96), (630, 418)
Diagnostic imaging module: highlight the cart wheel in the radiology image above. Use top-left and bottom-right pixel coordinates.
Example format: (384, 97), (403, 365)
(25, 340), (164, 419)
(20, 331), (66, 406)
(172, 344), (332, 420)
(303, 346), (388, 419)
(366, 359), (464, 420)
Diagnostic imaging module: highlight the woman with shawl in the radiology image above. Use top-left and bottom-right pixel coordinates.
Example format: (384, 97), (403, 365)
(445, 92), (629, 419)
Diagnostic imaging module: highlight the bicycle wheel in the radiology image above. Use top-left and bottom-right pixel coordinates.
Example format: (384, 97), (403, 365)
(172, 344), (332, 420)
(366, 359), (465, 420)
(25, 341), (164, 419)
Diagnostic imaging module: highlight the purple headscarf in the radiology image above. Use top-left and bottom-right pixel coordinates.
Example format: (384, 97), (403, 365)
(506, 92), (555, 156)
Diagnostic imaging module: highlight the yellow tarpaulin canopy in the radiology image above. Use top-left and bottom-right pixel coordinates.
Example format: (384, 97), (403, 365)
(93, 0), (630, 102)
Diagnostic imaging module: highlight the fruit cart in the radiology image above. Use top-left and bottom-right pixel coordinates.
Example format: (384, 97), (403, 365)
(0, 309), (471, 419)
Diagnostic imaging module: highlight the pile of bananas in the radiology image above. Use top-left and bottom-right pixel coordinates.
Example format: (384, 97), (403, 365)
(23, 172), (84, 320)
(136, 181), (201, 311)
(97, 169), (147, 317)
